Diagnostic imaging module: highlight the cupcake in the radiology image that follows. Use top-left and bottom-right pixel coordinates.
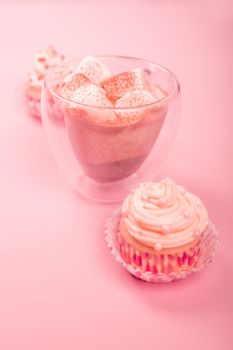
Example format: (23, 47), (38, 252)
(25, 46), (65, 118)
(106, 178), (218, 282)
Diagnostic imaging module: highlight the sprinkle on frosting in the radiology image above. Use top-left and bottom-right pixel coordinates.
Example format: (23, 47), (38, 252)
(162, 224), (171, 234)
(154, 242), (162, 251)
(121, 178), (209, 250)
(183, 210), (191, 218)
(193, 229), (201, 238)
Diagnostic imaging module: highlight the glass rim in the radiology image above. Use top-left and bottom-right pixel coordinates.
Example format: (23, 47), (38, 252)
(45, 55), (181, 111)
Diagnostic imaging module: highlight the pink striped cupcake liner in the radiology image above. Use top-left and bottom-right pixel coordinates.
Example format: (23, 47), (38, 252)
(105, 208), (219, 283)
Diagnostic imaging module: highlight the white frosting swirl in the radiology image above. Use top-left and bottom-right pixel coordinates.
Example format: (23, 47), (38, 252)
(33, 46), (64, 76)
(121, 178), (208, 251)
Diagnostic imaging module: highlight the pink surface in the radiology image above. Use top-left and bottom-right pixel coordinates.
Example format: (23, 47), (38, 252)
(0, 1), (232, 349)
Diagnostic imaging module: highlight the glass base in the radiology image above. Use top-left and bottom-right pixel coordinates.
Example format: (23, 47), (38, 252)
(76, 172), (142, 203)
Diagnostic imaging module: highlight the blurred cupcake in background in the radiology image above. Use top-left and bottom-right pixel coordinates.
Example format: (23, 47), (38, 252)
(25, 46), (65, 118)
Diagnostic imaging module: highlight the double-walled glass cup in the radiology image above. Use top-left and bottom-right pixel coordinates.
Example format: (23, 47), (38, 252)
(41, 56), (180, 202)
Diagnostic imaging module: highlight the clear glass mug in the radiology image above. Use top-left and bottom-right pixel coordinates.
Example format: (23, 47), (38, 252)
(41, 56), (180, 202)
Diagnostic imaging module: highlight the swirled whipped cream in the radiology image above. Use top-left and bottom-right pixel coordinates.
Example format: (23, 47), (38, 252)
(121, 178), (209, 251)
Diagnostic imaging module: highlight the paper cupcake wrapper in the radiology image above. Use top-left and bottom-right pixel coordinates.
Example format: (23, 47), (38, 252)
(105, 208), (219, 283)
(25, 96), (41, 119)
(25, 89), (64, 121)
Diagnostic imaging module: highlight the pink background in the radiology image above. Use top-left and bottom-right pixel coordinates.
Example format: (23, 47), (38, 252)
(0, 0), (232, 349)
